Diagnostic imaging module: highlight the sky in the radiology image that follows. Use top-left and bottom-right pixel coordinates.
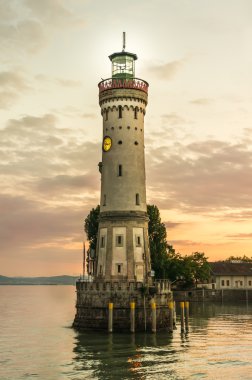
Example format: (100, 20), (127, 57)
(1, 0), (252, 276)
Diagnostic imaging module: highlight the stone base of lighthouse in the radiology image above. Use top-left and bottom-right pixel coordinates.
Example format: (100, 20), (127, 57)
(73, 280), (173, 332)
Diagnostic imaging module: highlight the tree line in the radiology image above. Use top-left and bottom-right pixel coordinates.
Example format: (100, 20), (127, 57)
(84, 204), (251, 288)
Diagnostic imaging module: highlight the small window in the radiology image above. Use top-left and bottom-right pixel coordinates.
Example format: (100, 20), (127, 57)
(249, 280), (252, 286)
(240, 281), (243, 286)
(127, 126), (130, 129)
(134, 141), (138, 145)
(119, 106), (122, 119)
(103, 194), (106, 206)
(119, 126), (122, 129)
(105, 110), (108, 120)
(99, 265), (102, 274)
(117, 264), (121, 274)
(226, 280), (230, 286)
(101, 236), (105, 248)
(134, 107), (138, 119)
(136, 193), (140, 205)
(136, 236), (141, 247)
(116, 235), (123, 247)
(221, 280), (225, 286)
(118, 140), (122, 145)
(118, 165), (122, 176)
(111, 126), (114, 130)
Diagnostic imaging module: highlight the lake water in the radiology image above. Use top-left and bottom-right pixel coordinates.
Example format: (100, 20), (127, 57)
(1, 286), (252, 380)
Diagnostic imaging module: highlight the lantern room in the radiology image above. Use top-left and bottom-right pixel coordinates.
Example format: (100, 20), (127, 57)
(109, 51), (137, 79)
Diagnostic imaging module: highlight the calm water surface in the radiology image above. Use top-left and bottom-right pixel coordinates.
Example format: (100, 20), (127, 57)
(0, 286), (252, 380)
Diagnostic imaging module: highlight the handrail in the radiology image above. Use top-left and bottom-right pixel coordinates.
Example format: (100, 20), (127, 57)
(98, 77), (149, 94)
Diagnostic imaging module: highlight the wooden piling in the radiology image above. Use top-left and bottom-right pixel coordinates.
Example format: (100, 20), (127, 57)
(168, 301), (174, 332)
(151, 301), (156, 333)
(130, 301), (135, 333)
(173, 301), (177, 328)
(108, 302), (113, 333)
(180, 301), (185, 332)
(185, 301), (189, 330)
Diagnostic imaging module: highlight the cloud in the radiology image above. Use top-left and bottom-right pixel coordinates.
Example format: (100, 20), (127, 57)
(35, 74), (81, 87)
(190, 98), (213, 106)
(226, 233), (252, 240)
(146, 136), (252, 213)
(0, 194), (89, 252)
(161, 113), (186, 126)
(164, 221), (183, 229)
(24, 0), (84, 28)
(0, 70), (30, 108)
(35, 174), (99, 196)
(0, 0), (85, 58)
(0, 113), (100, 205)
(82, 113), (97, 119)
(149, 59), (185, 79)
(0, 20), (46, 55)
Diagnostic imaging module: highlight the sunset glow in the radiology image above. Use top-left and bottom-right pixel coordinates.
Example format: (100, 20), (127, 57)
(1, 0), (252, 276)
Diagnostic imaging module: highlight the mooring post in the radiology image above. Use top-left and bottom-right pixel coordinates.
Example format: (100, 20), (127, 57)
(180, 301), (185, 332)
(168, 301), (174, 332)
(173, 301), (177, 328)
(108, 302), (113, 333)
(185, 301), (189, 330)
(151, 301), (156, 333)
(130, 301), (135, 333)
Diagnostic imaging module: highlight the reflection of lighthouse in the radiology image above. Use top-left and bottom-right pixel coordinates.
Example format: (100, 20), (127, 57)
(96, 36), (151, 283)
(73, 35), (172, 332)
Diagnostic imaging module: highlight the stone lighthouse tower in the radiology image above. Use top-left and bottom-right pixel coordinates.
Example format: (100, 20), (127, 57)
(73, 37), (172, 332)
(96, 39), (151, 283)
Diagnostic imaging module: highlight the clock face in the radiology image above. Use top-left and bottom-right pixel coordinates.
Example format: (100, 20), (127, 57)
(103, 136), (112, 152)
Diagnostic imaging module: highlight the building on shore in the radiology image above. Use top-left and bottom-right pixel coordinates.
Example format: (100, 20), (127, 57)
(73, 37), (172, 332)
(209, 261), (252, 290)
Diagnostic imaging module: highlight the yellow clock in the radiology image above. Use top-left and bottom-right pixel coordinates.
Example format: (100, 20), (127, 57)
(103, 136), (112, 152)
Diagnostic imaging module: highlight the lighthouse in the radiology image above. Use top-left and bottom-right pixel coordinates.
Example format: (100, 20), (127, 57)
(96, 35), (151, 283)
(73, 36), (172, 332)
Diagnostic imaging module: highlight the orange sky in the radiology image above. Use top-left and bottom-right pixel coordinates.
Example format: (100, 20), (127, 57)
(1, 0), (252, 276)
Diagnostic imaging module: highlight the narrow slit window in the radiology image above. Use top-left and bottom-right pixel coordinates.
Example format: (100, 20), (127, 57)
(99, 265), (102, 274)
(118, 106), (122, 119)
(101, 236), (105, 248)
(118, 164), (122, 176)
(105, 110), (108, 120)
(117, 264), (121, 274)
(134, 107), (138, 119)
(136, 193), (140, 205)
(136, 236), (141, 246)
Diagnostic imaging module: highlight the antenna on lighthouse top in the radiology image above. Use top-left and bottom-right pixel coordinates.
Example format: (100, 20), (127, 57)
(122, 32), (126, 51)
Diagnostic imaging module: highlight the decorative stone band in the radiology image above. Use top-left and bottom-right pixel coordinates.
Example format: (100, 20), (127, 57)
(99, 210), (149, 222)
(99, 87), (148, 105)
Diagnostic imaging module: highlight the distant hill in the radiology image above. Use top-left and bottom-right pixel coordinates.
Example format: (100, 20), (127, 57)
(0, 275), (79, 285)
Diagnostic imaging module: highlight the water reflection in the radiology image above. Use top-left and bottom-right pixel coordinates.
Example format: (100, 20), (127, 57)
(72, 331), (178, 379)
(71, 303), (252, 380)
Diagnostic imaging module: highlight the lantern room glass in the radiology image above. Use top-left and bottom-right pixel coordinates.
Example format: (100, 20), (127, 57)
(111, 55), (135, 79)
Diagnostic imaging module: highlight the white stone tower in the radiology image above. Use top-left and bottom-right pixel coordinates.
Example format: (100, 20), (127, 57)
(95, 39), (151, 283)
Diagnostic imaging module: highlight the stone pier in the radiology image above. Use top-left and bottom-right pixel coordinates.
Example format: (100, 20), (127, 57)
(73, 279), (172, 332)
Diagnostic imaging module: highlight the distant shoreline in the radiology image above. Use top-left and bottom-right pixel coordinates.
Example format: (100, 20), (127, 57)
(0, 275), (78, 286)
